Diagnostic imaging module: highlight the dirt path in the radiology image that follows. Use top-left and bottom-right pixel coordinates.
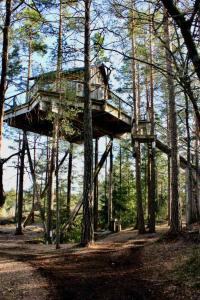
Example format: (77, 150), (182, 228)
(0, 224), (199, 300)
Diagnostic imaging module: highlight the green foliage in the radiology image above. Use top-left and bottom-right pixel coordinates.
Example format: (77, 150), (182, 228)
(112, 151), (136, 227)
(173, 246), (200, 289)
(4, 189), (16, 212)
(61, 216), (82, 243)
(16, 7), (47, 55)
(99, 141), (136, 228)
(7, 45), (22, 80)
(46, 79), (79, 136)
(92, 32), (108, 64)
(32, 41), (47, 55)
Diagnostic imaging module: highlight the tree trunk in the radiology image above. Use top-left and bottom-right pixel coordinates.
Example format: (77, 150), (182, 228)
(108, 138), (113, 228)
(81, 0), (94, 246)
(164, 11), (180, 233)
(94, 138), (99, 231)
(15, 134), (25, 235)
(185, 93), (194, 225)
(130, 3), (145, 233)
(195, 117), (200, 220)
(148, 13), (156, 233)
(32, 137), (36, 223)
(46, 142), (56, 244)
(162, 1), (200, 108)
(0, 0), (12, 206)
(135, 141), (145, 233)
(0, 162), (5, 207)
(55, 136), (60, 249)
(67, 143), (73, 219)
(55, 0), (63, 250)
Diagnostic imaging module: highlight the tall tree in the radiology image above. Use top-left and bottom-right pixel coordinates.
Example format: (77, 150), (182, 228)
(161, 0), (200, 128)
(147, 9), (156, 233)
(130, 2), (145, 234)
(15, 134), (26, 235)
(164, 10), (180, 233)
(0, 0), (12, 206)
(81, 0), (94, 246)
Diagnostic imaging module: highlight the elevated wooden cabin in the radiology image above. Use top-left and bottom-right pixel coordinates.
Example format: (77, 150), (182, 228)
(4, 65), (132, 142)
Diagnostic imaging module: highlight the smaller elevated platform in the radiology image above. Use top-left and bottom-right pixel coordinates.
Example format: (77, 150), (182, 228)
(131, 135), (156, 142)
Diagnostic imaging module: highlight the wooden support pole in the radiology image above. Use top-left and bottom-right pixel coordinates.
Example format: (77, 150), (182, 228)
(94, 138), (99, 231)
(14, 145), (20, 222)
(0, 161), (5, 207)
(61, 139), (113, 234)
(148, 141), (156, 233)
(67, 144), (73, 219)
(32, 137), (36, 223)
(135, 140), (145, 234)
(195, 119), (200, 219)
(24, 134), (46, 230)
(185, 167), (192, 226)
(55, 138), (60, 249)
(108, 137), (113, 228)
(119, 144), (122, 204)
(46, 138), (56, 244)
(23, 149), (69, 228)
(167, 156), (171, 225)
(15, 133), (26, 235)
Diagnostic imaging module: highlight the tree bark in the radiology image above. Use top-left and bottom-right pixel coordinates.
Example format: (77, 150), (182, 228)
(161, 0), (200, 80)
(46, 142), (56, 244)
(130, 2), (145, 233)
(108, 138), (113, 228)
(185, 94), (194, 225)
(0, 0), (12, 206)
(94, 138), (99, 231)
(32, 137), (36, 223)
(164, 10), (180, 233)
(15, 134), (26, 235)
(148, 14), (156, 233)
(81, 0), (94, 246)
(67, 143), (73, 219)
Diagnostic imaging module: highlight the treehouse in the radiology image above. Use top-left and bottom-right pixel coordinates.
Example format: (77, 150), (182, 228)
(4, 64), (133, 143)
(131, 119), (156, 142)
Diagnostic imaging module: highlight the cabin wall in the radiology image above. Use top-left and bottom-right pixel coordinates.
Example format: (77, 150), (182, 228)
(31, 67), (108, 102)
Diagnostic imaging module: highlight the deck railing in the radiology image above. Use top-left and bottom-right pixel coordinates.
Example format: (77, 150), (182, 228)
(108, 91), (133, 116)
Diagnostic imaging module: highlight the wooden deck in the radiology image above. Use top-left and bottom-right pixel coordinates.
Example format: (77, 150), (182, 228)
(4, 90), (131, 143)
(4, 89), (196, 172)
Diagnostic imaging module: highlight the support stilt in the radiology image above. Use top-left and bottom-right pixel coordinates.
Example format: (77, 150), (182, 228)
(94, 138), (99, 231)
(23, 149), (69, 228)
(67, 144), (73, 219)
(108, 137), (113, 228)
(15, 133), (26, 235)
(61, 139), (113, 233)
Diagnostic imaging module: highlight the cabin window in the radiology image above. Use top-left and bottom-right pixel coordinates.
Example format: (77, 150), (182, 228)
(98, 87), (104, 100)
(76, 82), (84, 96)
(77, 83), (83, 92)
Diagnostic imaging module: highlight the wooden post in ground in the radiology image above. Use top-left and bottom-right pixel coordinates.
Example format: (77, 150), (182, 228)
(55, 138), (60, 249)
(148, 141), (156, 233)
(15, 133), (26, 235)
(32, 137), (37, 223)
(46, 140), (56, 244)
(67, 144), (73, 219)
(94, 138), (99, 231)
(14, 147), (20, 222)
(195, 118), (200, 219)
(108, 137), (113, 229)
(167, 156), (171, 226)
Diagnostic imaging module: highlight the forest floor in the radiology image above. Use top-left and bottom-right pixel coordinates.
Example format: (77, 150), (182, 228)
(0, 223), (200, 300)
